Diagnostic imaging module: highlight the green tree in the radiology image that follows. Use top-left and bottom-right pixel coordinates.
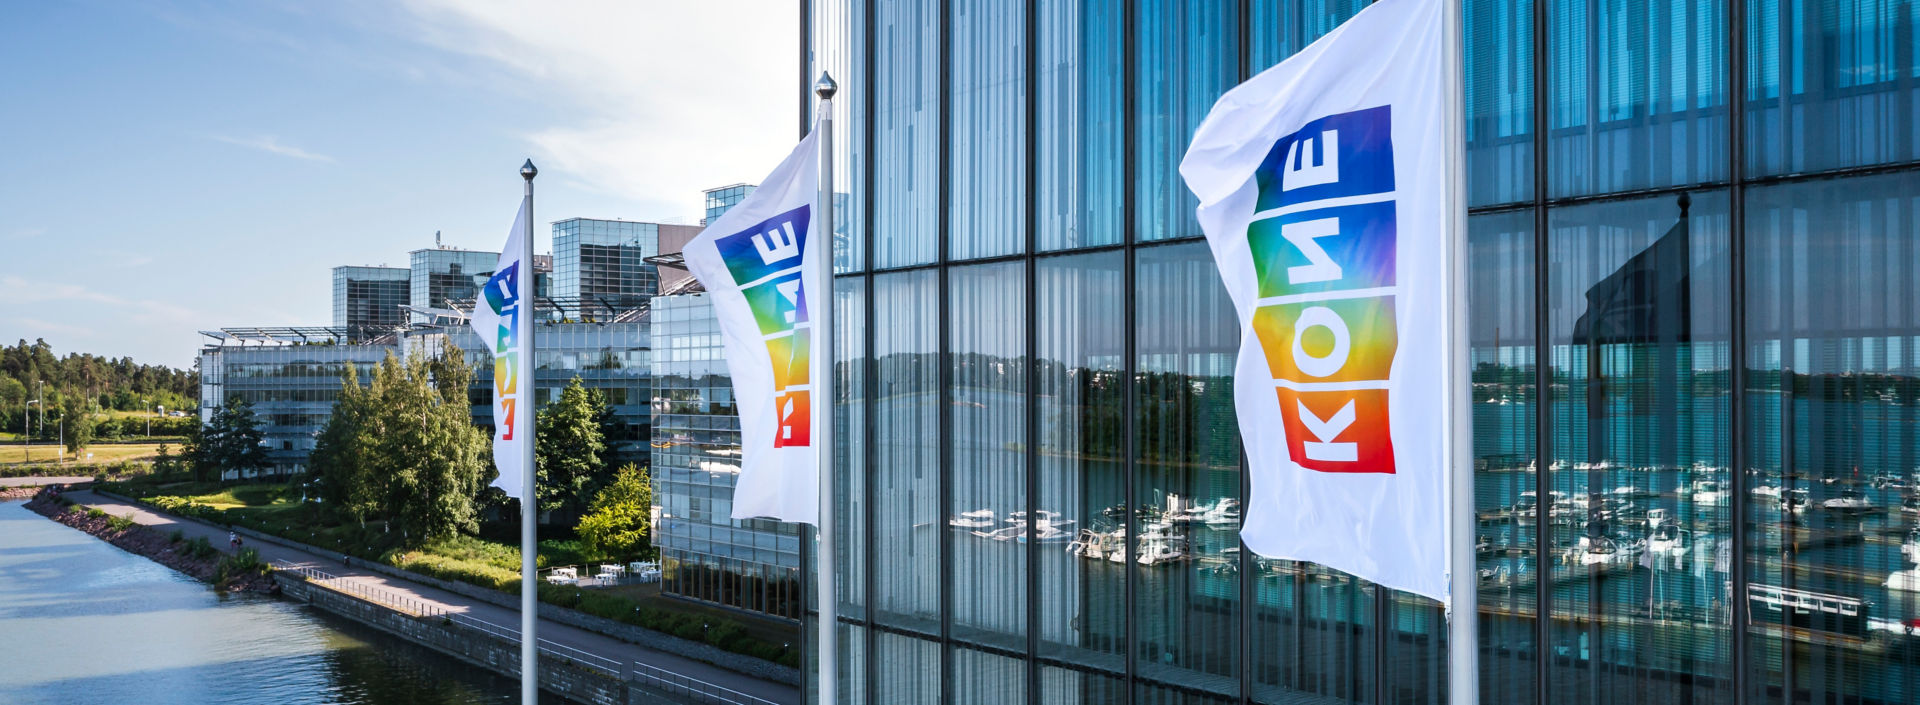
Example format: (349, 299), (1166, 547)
(577, 463), (652, 561)
(362, 345), (490, 544)
(310, 365), (381, 524)
(203, 398), (269, 479)
(61, 395), (95, 454)
(180, 419), (212, 482)
(534, 376), (608, 516)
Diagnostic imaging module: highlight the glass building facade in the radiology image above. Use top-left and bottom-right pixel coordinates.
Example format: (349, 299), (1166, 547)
(436, 321), (655, 467)
(197, 334), (395, 476)
(408, 248), (499, 323)
(330, 265), (411, 334)
(800, 1), (1920, 704)
(704, 184), (760, 226)
(553, 218), (698, 312)
(651, 292), (805, 619)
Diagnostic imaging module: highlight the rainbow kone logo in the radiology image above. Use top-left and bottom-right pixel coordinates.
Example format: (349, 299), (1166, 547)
(716, 205), (814, 448)
(481, 261), (522, 441)
(1248, 105), (1397, 474)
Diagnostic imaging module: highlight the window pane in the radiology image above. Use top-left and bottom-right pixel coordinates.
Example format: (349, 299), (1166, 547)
(1745, 171), (1920, 705)
(1037, 250), (1127, 678)
(873, 270), (941, 624)
(1468, 209), (1540, 705)
(1134, 241), (1242, 695)
(1136, 0), (1240, 242)
(1467, 0), (1535, 206)
(1038, 0), (1124, 251)
(950, 262), (1029, 646)
(1548, 0), (1727, 196)
(1746, 0), (1920, 176)
(1546, 190), (1734, 705)
(950, 0), (1028, 260)
(874, 0), (941, 268)
(1248, 0), (1366, 70)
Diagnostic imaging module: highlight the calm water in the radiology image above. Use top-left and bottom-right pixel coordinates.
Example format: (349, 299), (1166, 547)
(0, 500), (559, 705)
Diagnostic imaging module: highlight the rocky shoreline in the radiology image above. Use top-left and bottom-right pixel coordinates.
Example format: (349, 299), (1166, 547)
(0, 486), (38, 500)
(24, 489), (278, 594)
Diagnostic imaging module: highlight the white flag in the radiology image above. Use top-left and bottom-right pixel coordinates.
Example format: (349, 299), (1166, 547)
(1180, 0), (1456, 604)
(470, 199), (532, 499)
(683, 117), (824, 526)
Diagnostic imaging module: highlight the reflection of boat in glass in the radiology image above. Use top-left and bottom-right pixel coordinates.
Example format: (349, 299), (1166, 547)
(1067, 528), (1126, 562)
(1820, 489), (1874, 515)
(1751, 484), (1783, 504)
(949, 509), (997, 529)
(1870, 474), (1908, 491)
(1887, 568), (1920, 593)
(1137, 529), (1191, 565)
(1902, 528), (1920, 564)
(1901, 495), (1920, 515)
(1690, 480), (1728, 507)
(1573, 519), (1644, 570)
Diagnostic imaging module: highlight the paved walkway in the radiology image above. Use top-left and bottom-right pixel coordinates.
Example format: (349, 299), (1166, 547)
(0, 476), (92, 488)
(59, 489), (799, 705)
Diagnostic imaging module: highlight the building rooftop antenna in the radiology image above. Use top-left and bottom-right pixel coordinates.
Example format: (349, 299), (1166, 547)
(436, 230), (443, 249)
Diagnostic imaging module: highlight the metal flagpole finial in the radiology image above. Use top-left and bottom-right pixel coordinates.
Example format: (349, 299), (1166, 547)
(520, 159), (538, 181)
(814, 71), (838, 100)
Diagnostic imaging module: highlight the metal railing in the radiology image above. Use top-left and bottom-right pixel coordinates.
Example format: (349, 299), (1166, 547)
(272, 560), (784, 705)
(274, 561), (439, 617)
(628, 660), (782, 705)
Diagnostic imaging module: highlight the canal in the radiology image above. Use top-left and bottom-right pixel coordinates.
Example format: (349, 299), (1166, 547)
(0, 499), (561, 705)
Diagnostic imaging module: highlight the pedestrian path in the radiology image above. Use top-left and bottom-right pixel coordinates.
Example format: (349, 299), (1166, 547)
(61, 489), (799, 705)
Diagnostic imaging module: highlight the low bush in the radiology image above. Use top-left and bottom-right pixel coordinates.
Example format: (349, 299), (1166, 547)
(105, 515), (136, 533)
(214, 547), (266, 583)
(85, 508), (107, 520)
(184, 536), (217, 560)
(168, 528), (185, 543)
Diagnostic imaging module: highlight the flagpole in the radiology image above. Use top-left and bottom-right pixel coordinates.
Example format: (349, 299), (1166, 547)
(519, 158), (540, 705)
(812, 71), (839, 705)
(1442, 0), (1479, 703)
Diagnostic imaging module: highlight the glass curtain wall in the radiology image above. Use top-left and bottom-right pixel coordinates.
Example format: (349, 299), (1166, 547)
(803, 0), (1920, 703)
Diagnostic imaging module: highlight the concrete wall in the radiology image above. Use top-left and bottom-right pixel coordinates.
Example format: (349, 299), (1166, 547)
(277, 573), (696, 705)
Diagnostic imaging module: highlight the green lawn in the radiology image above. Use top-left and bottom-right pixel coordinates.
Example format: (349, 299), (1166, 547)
(0, 442), (164, 466)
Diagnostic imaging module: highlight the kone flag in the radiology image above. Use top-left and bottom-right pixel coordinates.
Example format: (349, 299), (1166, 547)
(683, 113), (825, 526)
(471, 199), (533, 500)
(1181, 0), (1458, 604)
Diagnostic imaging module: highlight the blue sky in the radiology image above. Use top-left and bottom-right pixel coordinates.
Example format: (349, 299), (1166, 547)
(0, 1), (797, 369)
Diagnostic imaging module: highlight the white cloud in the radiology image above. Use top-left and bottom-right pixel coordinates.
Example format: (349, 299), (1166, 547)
(211, 134), (337, 163)
(0, 276), (201, 324)
(395, 0), (797, 216)
(7, 227), (46, 241)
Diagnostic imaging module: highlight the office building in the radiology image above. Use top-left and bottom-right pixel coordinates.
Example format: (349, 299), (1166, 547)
(196, 328), (396, 477)
(651, 291), (804, 619)
(553, 217), (702, 313)
(409, 247), (499, 322)
(703, 183), (758, 226)
(330, 265), (411, 335)
(798, 1), (1920, 704)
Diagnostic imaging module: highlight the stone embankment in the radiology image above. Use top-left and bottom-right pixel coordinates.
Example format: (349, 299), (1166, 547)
(23, 488), (277, 593)
(0, 486), (39, 500)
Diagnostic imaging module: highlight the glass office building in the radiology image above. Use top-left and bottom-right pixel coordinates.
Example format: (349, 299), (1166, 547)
(330, 265), (411, 334)
(553, 218), (702, 312)
(409, 247), (499, 322)
(651, 292), (805, 619)
(704, 184), (759, 226)
(434, 321), (655, 468)
(800, 1), (1920, 703)
(196, 329), (395, 477)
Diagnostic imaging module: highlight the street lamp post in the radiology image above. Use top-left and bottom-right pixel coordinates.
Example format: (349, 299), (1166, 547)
(24, 398), (38, 463)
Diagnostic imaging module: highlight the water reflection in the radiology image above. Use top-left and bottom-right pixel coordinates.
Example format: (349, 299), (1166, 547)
(0, 500), (556, 705)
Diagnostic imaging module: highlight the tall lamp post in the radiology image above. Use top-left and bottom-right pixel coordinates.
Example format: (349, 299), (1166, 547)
(24, 398), (38, 463)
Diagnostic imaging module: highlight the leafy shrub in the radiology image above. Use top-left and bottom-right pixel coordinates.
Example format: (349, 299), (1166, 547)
(168, 528), (185, 543)
(86, 508), (107, 520)
(214, 547), (266, 583)
(184, 536), (217, 560)
(106, 515), (136, 533)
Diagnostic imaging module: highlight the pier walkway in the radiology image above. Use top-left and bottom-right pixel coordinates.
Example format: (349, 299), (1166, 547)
(59, 489), (800, 705)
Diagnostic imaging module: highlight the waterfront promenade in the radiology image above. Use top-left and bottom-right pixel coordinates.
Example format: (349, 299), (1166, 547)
(55, 489), (801, 705)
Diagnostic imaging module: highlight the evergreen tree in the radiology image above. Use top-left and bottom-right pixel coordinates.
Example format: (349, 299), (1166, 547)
(374, 345), (488, 543)
(534, 376), (608, 516)
(577, 463), (652, 561)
